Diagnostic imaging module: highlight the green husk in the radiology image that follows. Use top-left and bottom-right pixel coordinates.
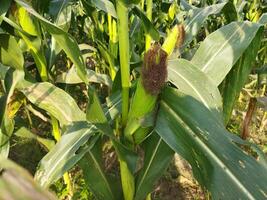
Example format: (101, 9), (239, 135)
(125, 25), (183, 144)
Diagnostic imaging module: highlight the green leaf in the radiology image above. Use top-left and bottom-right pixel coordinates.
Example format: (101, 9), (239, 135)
(17, 4), (39, 36)
(183, 2), (236, 47)
(220, 28), (263, 124)
(48, 0), (72, 19)
(258, 13), (267, 24)
(167, 59), (223, 122)
(15, 127), (55, 151)
(79, 140), (118, 200)
(117, 0), (141, 6)
(132, 6), (160, 41)
(180, 0), (196, 11)
(134, 134), (174, 200)
(191, 21), (263, 86)
(0, 69), (24, 157)
(34, 121), (98, 188)
(19, 33), (48, 81)
(34, 91), (132, 190)
(56, 66), (112, 87)
(17, 81), (85, 126)
(112, 139), (137, 174)
(0, 121), (10, 158)
(15, 0), (88, 83)
(87, 0), (117, 18)
(86, 89), (138, 174)
(0, 0), (11, 25)
(48, 4), (72, 68)
(0, 156), (57, 200)
(156, 87), (267, 199)
(0, 63), (9, 80)
(86, 87), (108, 123)
(104, 91), (122, 122)
(0, 34), (24, 70)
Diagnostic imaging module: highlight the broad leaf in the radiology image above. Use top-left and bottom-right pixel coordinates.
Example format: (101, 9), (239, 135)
(34, 89), (135, 189)
(191, 21), (263, 86)
(56, 67), (112, 87)
(34, 121), (98, 188)
(134, 134), (174, 200)
(180, 0), (196, 11)
(220, 28), (263, 123)
(79, 140), (118, 200)
(18, 33), (48, 81)
(48, 0), (72, 19)
(167, 59), (223, 122)
(87, 0), (117, 18)
(15, 0), (88, 83)
(0, 34), (24, 70)
(258, 13), (267, 24)
(16, 4), (39, 36)
(0, 69), (24, 157)
(15, 127), (55, 151)
(0, 156), (57, 200)
(132, 6), (160, 41)
(17, 81), (85, 126)
(156, 87), (267, 199)
(183, 2), (236, 47)
(48, 4), (72, 68)
(0, 0), (11, 25)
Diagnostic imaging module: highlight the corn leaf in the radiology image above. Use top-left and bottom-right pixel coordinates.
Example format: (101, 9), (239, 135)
(86, 0), (117, 18)
(183, 2), (237, 47)
(134, 134), (174, 200)
(56, 66), (112, 87)
(258, 13), (267, 24)
(0, 156), (57, 200)
(132, 6), (160, 41)
(15, 127), (55, 151)
(48, 0), (72, 19)
(0, 34), (24, 70)
(191, 21), (263, 86)
(48, 4), (72, 68)
(34, 121), (98, 188)
(167, 58), (223, 122)
(0, 0), (11, 25)
(0, 69), (24, 157)
(156, 86), (267, 199)
(15, 0), (88, 83)
(220, 27), (263, 123)
(17, 81), (85, 126)
(79, 140), (119, 200)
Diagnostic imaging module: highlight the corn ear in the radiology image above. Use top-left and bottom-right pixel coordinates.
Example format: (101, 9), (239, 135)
(124, 25), (184, 144)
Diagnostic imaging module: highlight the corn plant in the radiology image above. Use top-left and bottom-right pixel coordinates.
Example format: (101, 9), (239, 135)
(0, 0), (267, 199)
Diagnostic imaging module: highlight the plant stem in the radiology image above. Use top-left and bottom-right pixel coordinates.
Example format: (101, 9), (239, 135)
(117, 2), (135, 200)
(145, 0), (152, 51)
(117, 1), (130, 127)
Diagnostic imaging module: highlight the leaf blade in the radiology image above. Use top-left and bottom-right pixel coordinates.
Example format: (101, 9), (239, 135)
(191, 21), (262, 86)
(156, 87), (267, 199)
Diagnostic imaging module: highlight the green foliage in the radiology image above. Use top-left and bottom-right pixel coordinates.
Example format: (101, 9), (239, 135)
(0, 0), (267, 199)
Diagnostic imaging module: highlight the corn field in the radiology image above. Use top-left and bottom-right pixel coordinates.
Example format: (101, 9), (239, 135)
(0, 0), (267, 199)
